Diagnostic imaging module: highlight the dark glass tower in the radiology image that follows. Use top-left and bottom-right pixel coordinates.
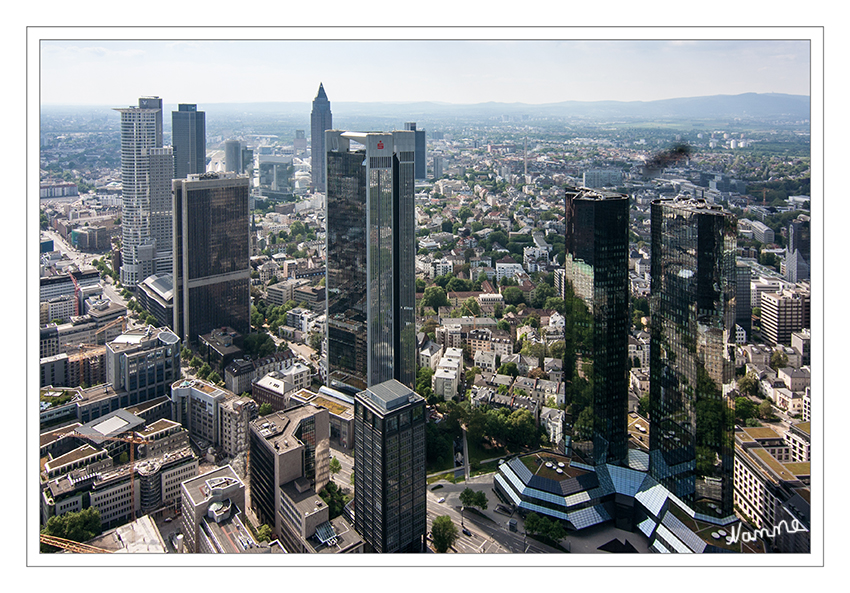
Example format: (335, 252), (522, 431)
(649, 196), (737, 519)
(310, 83), (333, 192)
(353, 379), (426, 553)
(172, 173), (251, 344)
(404, 122), (426, 180)
(172, 104), (206, 180)
(562, 187), (629, 465)
(325, 130), (416, 393)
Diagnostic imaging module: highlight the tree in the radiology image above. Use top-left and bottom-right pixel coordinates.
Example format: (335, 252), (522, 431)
(208, 371), (222, 385)
(329, 456), (342, 476)
(459, 487), (488, 511)
(737, 372), (760, 398)
(734, 397), (758, 422)
(758, 399), (775, 420)
(431, 515), (459, 553)
(770, 349), (789, 371)
(256, 524), (273, 542)
(638, 394), (650, 418)
(41, 508), (102, 552)
(497, 362), (519, 378)
(258, 403), (273, 416)
(502, 286), (524, 305)
(422, 286), (450, 312)
(197, 363), (211, 380)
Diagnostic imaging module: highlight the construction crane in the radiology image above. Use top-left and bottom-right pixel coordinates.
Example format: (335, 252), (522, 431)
(57, 429), (149, 522)
(39, 533), (112, 554)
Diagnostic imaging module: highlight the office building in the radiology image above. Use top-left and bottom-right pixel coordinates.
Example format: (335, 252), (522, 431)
(248, 404), (331, 540)
(353, 380), (426, 553)
(310, 83), (332, 192)
(172, 172), (251, 344)
(172, 104), (206, 179)
(404, 122), (427, 179)
(563, 187), (630, 466)
(115, 97), (174, 286)
(105, 325), (181, 410)
(224, 139), (242, 174)
(760, 286), (811, 347)
(736, 262), (752, 338)
(786, 214), (811, 283)
(325, 130), (416, 393)
(649, 196), (737, 518)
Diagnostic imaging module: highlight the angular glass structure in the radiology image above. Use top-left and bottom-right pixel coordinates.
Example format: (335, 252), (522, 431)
(325, 131), (416, 393)
(649, 196), (737, 519)
(562, 187), (630, 466)
(353, 379), (426, 553)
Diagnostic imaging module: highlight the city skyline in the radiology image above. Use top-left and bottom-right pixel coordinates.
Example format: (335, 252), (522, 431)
(39, 39), (810, 106)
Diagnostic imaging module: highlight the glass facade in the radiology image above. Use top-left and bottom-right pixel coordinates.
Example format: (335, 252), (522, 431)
(649, 197), (737, 518)
(173, 174), (251, 343)
(353, 380), (426, 553)
(171, 104), (206, 180)
(325, 131), (416, 393)
(563, 188), (630, 466)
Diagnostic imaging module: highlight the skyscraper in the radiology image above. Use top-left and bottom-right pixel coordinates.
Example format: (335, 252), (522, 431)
(324, 130), (416, 394)
(310, 83), (332, 192)
(786, 213), (811, 283)
(562, 187), (630, 465)
(171, 104), (206, 180)
(404, 122), (427, 180)
(649, 196), (737, 518)
(353, 379), (426, 553)
(172, 172), (251, 344)
(115, 97), (174, 287)
(224, 139), (242, 174)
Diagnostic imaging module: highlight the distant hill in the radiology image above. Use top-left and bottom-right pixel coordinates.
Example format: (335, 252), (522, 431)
(192, 93), (810, 120)
(42, 93), (810, 126)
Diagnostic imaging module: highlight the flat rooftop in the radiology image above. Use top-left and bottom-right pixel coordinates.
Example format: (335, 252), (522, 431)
(181, 465), (242, 507)
(251, 405), (324, 453)
(738, 426), (782, 442)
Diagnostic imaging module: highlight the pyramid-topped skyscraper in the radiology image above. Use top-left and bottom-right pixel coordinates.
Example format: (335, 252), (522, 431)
(310, 83), (333, 192)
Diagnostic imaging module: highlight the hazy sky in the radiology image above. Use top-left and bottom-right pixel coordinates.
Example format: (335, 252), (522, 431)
(39, 39), (811, 106)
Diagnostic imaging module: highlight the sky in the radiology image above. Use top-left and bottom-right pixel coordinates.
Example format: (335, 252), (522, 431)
(39, 38), (811, 106)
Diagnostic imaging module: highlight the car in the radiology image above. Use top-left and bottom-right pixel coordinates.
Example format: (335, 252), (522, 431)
(165, 517), (173, 523)
(462, 528), (472, 536)
(437, 497), (446, 503)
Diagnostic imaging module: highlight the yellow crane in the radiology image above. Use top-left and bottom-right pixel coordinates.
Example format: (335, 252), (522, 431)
(39, 533), (111, 554)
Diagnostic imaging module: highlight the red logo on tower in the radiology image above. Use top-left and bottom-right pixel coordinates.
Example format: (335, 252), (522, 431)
(376, 141), (384, 149)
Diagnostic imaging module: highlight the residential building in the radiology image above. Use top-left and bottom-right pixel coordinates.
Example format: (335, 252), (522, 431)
(649, 196), (737, 518)
(171, 104), (206, 180)
(563, 187), (630, 466)
(218, 395), (258, 461)
(325, 130), (416, 394)
(353, 380), (426, 553)
(252, 371), (296, 411)
(172, 172), (251, 344)
(115, 97), (174, 286)
(310, 83), (332, 192)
